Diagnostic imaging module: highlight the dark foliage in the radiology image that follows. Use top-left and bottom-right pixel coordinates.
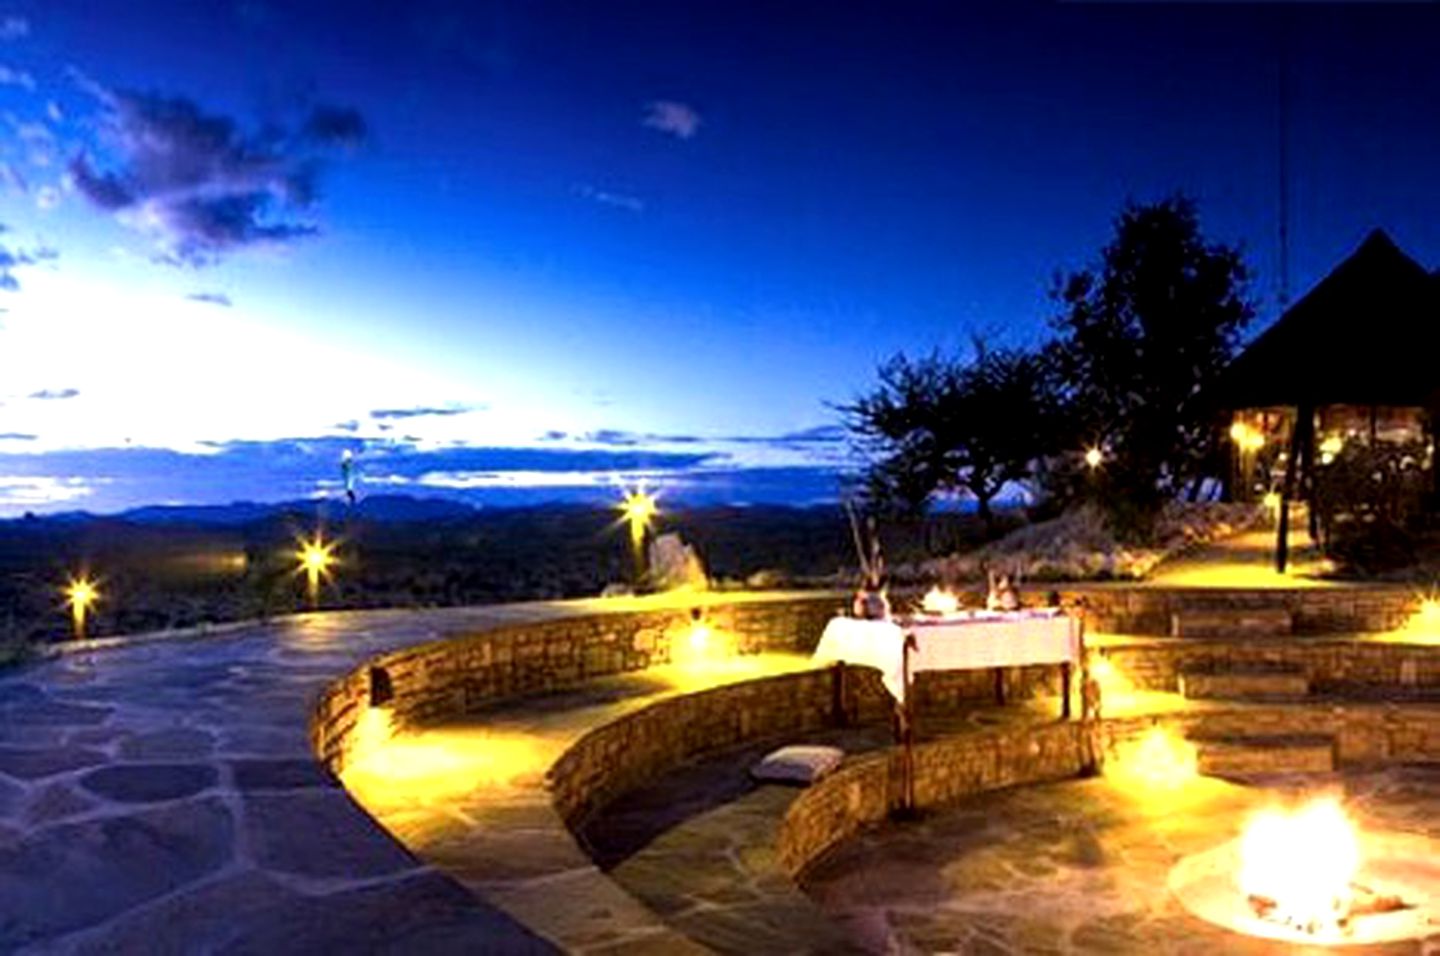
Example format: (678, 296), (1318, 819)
(0, 505), (1002, 647)
(842, 343), (1059, 536)
(1313, 439), (1432, 573)
(1047, 195), (1255, 540)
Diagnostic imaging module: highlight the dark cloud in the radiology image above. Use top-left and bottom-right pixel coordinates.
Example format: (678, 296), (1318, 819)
(540, 430), (567, 442)
(185, 291), (232, 307)
(0, 434), (857, 515)
(581, 428), (641, 446)
(0, 432), (36, 441)
(370, 404), (476, 420)
(579, 429), (706, 446)
(69, 86), (366, 265)
(303, 106), (367, 147)
(29, 388), (79, 400)
(332, 420), (361, 433)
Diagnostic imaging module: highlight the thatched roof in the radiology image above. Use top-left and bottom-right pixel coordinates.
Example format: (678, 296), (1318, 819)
(1214, 229), (1440, 410)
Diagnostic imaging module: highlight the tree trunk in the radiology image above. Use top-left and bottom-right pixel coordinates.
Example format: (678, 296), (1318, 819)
(975, 494), (995, 539)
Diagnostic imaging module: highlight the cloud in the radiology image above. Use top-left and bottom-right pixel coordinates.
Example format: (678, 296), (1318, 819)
(1, 161), (25, 194)
(185, 291), (232, 307)
(0, 64), (34, 90)
(68, 85), (366, 265)
(0, 17), (27, 40)
(642, 100), (701, 140)
(370, 404), (477, 420)
(28, 388), (79, 400)
(575, 183), (644, 213)
(0, 432), (36, 441)
(302, 105), (367, 147)
(0, 430), (862, 515)
(0, 233), (57, 291)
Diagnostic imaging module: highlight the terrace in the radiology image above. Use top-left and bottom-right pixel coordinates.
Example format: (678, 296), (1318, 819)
(1, 580), (1439, 952)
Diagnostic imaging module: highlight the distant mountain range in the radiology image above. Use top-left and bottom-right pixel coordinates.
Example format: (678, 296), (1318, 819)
(9, 494), (481, 526)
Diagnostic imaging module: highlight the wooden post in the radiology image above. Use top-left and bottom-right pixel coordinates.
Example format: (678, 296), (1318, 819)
(897, 632), (918, 817)
(1276, 402), (1312, 573)
(1303, 406), (1320, 541)
(830, 662), (848, 727)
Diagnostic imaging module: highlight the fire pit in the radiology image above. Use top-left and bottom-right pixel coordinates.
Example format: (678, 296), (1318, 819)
(1169, 796), (1440, 945)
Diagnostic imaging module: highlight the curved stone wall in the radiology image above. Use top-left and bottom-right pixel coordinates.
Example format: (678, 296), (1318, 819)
(777, 699), (1440, 880)
(310, 594), (844, 773)
(309, 592), (1440, 891)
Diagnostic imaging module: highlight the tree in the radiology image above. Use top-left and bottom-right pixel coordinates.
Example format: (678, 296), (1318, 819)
(844, 342), (1057, 537)
(1048, 195), (1254, 538)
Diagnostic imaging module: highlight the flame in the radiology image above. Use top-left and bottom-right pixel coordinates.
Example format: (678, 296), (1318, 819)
(921, 586), (960, 616)
(1237, 798), (1360, 937)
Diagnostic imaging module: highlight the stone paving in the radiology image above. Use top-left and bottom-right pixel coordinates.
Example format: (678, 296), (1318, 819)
(339, 655), (824, 954)
(0, 605), (601, 954)
(802, 765), (1440, 954)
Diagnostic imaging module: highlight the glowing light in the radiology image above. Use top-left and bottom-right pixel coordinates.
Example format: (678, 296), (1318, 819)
(342, 721), (552, 806)
(295, 533), (337, 607)
(618, 486), (658, 584)
(669, 611), (739, 667)
(1237, 798), (1360, 938)
(920, 586), (960, 616)
(619, 487), (658, 536)
(1400, 596), (1440, 642)
(64, 576), (99, 639)
(1261, 491), (1281, 515)
(1084, 447), (1104, 469)
(1319, 434), (1344, 466)
(1230, 421), (1266, 452)
(1088, 654), (1136, 712)
(1107, 726), (1198, 792)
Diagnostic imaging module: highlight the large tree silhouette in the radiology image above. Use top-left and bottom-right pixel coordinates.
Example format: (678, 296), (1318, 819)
(844, 342), (1057, 536)
(1049, 195), (1254, 537)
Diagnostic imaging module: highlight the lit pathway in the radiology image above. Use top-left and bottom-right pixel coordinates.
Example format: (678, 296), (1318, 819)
(0, 602), (628, 953)
(1144, 527), (1342, 589)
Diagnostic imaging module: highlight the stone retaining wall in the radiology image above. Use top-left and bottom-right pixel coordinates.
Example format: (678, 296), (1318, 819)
(310, 595), (843, 772)
(777, 702), (1440, 880)
(1098, 638), (1440, 693)
(1061, 585), (1420, 636)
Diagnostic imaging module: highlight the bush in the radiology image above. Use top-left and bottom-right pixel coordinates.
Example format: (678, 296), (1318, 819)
(1314, 439), (1431, 574)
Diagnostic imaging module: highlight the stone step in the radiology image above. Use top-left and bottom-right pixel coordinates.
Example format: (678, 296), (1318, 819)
(1170, 607), (1293, 638)
(1178, 666), (1310, 700)
(1193, 734), (1335, 778)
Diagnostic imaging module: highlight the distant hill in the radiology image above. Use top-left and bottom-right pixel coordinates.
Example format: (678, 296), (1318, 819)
(62, 494), (480, 527)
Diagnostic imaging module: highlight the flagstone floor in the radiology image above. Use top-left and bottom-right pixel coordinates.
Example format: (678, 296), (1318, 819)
(0, 605), (590, 954)
(802, 766), (1440, 954)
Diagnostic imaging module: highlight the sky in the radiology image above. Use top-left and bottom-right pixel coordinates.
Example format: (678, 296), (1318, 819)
(2, 0), (1440, 515)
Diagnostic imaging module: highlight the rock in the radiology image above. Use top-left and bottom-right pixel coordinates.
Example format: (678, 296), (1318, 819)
(647, 532), (709, 592)
(745, 569), (790, 590)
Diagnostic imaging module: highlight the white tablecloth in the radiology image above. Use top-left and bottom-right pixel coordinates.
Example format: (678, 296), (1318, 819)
(812, 611), (1079, 702)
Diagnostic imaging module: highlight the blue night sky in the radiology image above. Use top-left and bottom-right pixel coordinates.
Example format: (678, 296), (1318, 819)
(2, 0), (1440, 514)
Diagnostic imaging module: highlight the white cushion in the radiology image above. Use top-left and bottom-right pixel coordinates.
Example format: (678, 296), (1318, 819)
(750, 745), (844, 785)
